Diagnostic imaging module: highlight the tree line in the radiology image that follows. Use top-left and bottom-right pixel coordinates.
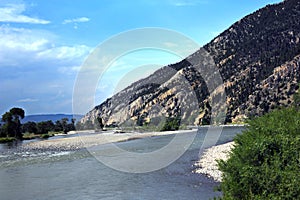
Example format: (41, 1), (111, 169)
(0, 107), (76, 139)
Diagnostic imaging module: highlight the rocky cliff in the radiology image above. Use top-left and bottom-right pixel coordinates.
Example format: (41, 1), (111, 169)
(81, 0), (300, 127)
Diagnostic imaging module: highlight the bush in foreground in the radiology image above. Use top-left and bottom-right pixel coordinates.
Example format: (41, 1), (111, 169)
(218, 108), (300, 199)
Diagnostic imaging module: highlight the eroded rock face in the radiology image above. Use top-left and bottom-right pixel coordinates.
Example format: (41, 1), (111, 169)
(81, 0), (300, 126)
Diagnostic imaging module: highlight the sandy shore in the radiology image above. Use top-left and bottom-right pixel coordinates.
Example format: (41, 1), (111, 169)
(22, 129), (196, 151)
(193, 141), (235, 182)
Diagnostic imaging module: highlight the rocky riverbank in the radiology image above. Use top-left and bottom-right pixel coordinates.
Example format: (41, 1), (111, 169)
(193, 142), (235, 182)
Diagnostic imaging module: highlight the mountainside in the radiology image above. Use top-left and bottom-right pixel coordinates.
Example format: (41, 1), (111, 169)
(81, 0), (300, 127)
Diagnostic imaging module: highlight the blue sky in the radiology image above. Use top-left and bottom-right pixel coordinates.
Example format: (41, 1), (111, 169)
(0, 0), (282, 115)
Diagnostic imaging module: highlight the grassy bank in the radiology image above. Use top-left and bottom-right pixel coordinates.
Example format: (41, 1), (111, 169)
(0, 137), (16, 143)
(22, 132), (57, 140)
(0, 131), (63, 143)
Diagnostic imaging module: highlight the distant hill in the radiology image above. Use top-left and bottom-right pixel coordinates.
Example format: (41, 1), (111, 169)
(21, 114), (83, 123)
(81, 0), (300, 126)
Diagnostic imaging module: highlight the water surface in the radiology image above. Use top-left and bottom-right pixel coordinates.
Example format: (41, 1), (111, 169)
(0, 126), (245, 200)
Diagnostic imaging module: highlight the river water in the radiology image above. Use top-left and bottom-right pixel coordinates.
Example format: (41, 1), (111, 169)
(0, 126), (245, 200)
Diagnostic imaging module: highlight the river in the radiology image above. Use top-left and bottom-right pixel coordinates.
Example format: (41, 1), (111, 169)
(0, 126), (245, 200)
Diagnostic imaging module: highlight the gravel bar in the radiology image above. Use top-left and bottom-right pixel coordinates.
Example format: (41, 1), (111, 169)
(21, 130), (196, 152)
(193, 142), (235, 182)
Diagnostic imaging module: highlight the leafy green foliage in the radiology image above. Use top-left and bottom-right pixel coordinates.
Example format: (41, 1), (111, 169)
(40, 134), (50, 139)
(0, 107), (76, 142)
(94, 117), (104, 130)
(218, 108), (300, 199)
(76, 119), (94, 130)
(36, 120), (55, 135)
(76, 117), (106, 131)
(10, 108), (25, 119)
(1, 107), (25, 138)
(22, 132), (39, 140)
(0, 137), (15, 143)
(136, 114), (146, 126)
(160, 117), (181, 131)
(22, 121), (38, 134)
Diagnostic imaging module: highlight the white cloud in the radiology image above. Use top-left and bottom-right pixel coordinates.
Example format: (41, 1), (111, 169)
(71, 66), (81, 72)
(0, 25), (50, 52)
(38, 45), (90, 60)
(58, 65), (82, 75)
(62, 17), (90, 24)
(0, 25), (91, 67)
(17, 98), (39, 103)
(0, 3), (50, 24)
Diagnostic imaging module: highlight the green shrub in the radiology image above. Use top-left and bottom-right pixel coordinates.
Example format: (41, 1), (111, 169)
(40, 134), (50, 139)
(0, 137), (16, 143)
(48, 131), (61, 136)
(22, 132), (39, 140)
(218, 108), (300, 199)
(160, 117), (181, 131)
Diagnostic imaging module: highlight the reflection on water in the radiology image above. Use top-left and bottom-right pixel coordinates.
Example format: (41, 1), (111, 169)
(0, 140), (24, 151)
(0, 126), (245, 200)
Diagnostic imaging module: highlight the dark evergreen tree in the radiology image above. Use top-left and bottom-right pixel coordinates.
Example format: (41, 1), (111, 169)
(22, 121), (37, 134)
(1, 108), (25, 138)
